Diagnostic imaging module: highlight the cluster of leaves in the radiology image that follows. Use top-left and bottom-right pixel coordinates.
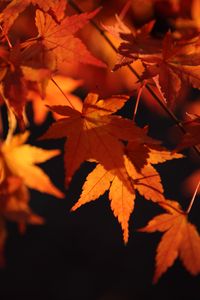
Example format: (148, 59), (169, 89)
(0, 0), (199, 283)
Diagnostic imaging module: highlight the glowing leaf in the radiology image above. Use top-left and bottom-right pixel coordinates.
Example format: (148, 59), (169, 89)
(139, 200), (200, 283)
(1, 132), (64, 198)
(71, 162), (134, 243)
(34, 7), (105, 67)
(109, 20), (200, 107)
(71, 152), (171, 242)
(41, 93), (146, 187)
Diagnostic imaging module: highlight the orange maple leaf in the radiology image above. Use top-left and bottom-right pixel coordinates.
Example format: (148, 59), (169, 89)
(71, 147), (182, 243)
(71, 162), (134, 243)
(1, 131), (64, 198)
(70, 135), (183, 242)
(141, 33), (200, 108)
(71, 159), (163, 243)
(139, 200), (200, 283)
(104, 18), (161, 71)
(107, 18), (200, 107)
(40, 93), (147, 188)
(28, 1), (106, 68)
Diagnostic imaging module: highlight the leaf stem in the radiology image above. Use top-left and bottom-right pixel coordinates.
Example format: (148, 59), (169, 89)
(133, 81), (145, 121)
(186, 179), (200, 214)
(118, 1), (132, 20)
(68, 0), (200, 158)
(0, 25), (12, 49)
(51, 77), (76, 109)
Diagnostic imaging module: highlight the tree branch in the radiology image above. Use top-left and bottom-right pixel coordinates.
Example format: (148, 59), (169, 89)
(68, 0), (200, 157)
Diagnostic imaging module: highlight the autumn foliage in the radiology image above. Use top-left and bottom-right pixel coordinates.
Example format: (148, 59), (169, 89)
(0, 0), (200, 285)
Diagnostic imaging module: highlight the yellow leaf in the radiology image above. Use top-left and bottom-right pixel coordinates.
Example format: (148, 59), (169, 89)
(1, 132), (64, 198)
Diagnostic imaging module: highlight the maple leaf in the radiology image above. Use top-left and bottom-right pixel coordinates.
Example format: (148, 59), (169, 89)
(139, 200), (200, 283)
(71, 162), (134, 243)
(104, 18), (161, 71)
(146, 33), (200, 108)
(1, 131), (64, 198)
(71, 146), (180, 242)
(71, 146), (182, 243)
(71, 158), (166, 243)
(107, 18), (200, 107)
(27, 2), (106, 68)
(0, 0), (61, 34)
(40, 93), (147, 188)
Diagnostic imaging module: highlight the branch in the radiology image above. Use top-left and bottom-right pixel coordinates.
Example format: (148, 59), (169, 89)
(68, 0), (200, 158)
(186, 179), (200, 214)
(51, 77), (76, 109)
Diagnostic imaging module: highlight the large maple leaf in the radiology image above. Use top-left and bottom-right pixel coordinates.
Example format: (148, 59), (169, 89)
(40, 93), (148, 188)
(23, 0), (106, 68)
(71, 146), (182, 243)
(71, 160), (161, 243)
(1, 131), (64, 198)
(139, 200), (200, 283)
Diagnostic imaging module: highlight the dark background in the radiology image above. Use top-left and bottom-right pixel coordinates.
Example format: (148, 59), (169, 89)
(0, 97), (199, 300)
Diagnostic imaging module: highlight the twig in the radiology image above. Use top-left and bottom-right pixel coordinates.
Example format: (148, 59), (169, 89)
(0, 25), (12, 49)
(133, 81), (145, 121)
(51, 77), (76, 109)
(68, 0), (200, 158)
(119, 1), (132, 20)
(186, 179), (200, 214)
